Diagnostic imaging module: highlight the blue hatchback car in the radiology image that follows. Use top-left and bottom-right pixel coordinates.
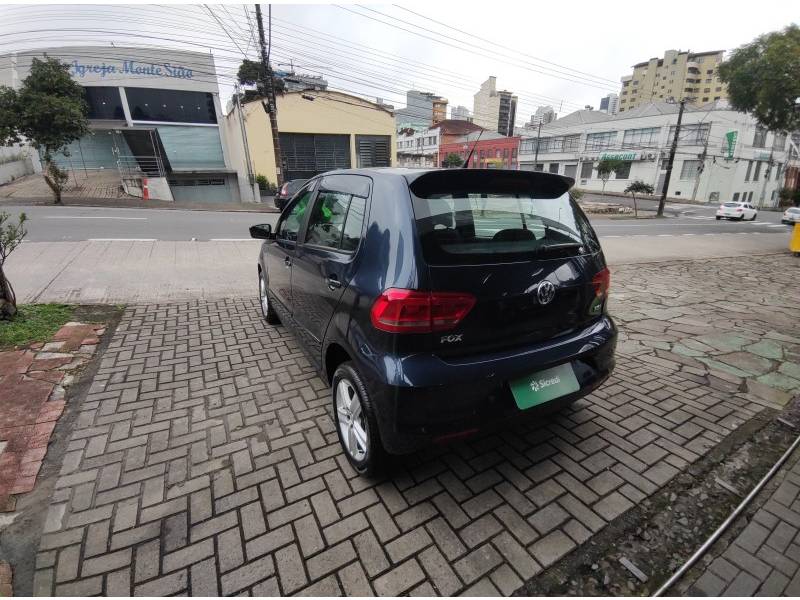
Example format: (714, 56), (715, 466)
(250, 168), (616, 475)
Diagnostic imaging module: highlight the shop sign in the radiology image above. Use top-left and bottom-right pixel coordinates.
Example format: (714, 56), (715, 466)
(69, 59), (194, 80)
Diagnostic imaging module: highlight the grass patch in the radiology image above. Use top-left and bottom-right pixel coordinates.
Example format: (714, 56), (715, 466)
(0, 304), (74, 349)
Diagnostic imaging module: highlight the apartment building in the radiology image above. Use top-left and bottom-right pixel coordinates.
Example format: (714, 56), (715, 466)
(394, 89), (448, 131)
(517, 102), (790, 207)
(473, 76), (518, 136)
(619, 50), (727, 112)
(450, 105), (472, 122)
(527, 106), (556, 127)
(599, 93), (619, 115)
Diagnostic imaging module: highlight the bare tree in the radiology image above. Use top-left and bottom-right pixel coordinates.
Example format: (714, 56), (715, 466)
(0, 212), (27, 319)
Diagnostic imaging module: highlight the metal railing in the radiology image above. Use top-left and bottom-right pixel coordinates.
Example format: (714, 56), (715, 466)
(116, 154), (166, 178)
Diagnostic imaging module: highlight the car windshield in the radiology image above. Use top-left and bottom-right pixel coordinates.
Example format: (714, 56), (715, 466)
(788, 208), (800, 214)
(412, 191), (598, 265)
(723, 202), (740, 207)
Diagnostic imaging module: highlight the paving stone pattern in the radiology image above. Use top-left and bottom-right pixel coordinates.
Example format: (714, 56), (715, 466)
(689, 450), (800, 596)
(33, 254), (799, 596)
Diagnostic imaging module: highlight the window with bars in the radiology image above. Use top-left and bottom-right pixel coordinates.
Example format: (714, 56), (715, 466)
(753, 127), (767, 148)
(580, 161), (593, 179)
(773, 133), (787, 151)
(614, 162), (632, 179)
(680, 159), (702, 179)
(622, 127), (660, 148)
(667, 123), (710, 145)
(585, 131), (617, 150)
(563, 135), (580, 151)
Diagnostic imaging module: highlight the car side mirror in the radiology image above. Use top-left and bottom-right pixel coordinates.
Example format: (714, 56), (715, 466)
(249, 223), (273, 239)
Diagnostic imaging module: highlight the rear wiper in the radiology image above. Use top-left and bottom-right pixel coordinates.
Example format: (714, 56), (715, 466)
(536, 242), (584, 255)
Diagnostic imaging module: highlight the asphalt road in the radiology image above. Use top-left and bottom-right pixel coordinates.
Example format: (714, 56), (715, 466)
(3, 203), (792, 242)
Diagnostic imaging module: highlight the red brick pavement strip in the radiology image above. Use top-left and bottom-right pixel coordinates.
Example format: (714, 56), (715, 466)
(0, 560), (12, 597)
(0, 323), (104, 508)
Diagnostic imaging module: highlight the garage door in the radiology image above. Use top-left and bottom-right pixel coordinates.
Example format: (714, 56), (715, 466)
(356, 135), (391, 168)
(279, 133), (351, 181)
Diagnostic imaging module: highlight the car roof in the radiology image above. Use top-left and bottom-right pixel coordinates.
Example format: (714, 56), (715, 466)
(314, 167), (575, 193)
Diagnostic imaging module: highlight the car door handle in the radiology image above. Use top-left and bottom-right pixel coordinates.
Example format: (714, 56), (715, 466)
(284, 256), (291, 268)
(326, 275), (342, 290)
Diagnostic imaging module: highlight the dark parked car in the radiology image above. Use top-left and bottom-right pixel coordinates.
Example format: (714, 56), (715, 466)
(250, 168), (616, 475)
(274, 178), (308, 211)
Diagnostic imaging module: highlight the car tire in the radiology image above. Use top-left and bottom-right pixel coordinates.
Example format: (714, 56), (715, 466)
(715, 216), (721, 220)
(751, 214), (757, 221)
(332, 362), (385, 477)
(738, 215), (745, 221)
(258, 270), (280, 325)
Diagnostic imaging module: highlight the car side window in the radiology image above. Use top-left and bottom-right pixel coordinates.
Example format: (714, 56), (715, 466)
(305, 191), (350, 249)
(341, 196), (367, 252)
(277, 186), (314, 242)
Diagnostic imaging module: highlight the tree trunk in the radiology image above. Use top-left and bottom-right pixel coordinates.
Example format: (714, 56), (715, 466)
(632, 194), (638, 217)
(0, 265), (17, 320)
(43, 160), (63, 205)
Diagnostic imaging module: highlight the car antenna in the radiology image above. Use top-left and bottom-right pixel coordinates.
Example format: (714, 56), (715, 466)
(461, 128), (484, 168)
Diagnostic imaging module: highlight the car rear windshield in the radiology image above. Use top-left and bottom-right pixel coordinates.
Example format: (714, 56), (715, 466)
(788, 208), (800, 214)
(723, 202), (740, 207)
(411, 191), (599, 265)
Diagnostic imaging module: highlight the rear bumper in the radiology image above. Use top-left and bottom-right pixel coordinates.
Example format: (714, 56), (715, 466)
(362, 316), (617, 454)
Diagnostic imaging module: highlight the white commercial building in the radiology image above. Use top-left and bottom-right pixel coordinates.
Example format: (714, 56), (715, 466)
(0, 46), (252, 202)
(518, 102), (791, 207)
(396, 127), (440, 168)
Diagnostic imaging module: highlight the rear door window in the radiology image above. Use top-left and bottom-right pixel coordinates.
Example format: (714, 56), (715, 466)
(305, 191), (349, 249)
(303, 180), (369, 253)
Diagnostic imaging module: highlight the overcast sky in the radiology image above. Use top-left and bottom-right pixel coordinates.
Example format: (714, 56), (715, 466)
(0, 1), (794, 124)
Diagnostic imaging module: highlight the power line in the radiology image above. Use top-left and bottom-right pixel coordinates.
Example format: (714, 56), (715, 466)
(391, 4), (620, 86)
(334, 4), (618, 93)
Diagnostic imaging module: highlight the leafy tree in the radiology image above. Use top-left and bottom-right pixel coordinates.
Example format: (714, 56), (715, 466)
(718, 24), (800, 132)
(778, 186), (800, 207)
(570, 188), (585, 201)
(0, 57), (89, 204)
(596, 158), (624, 196)
(624, 180), (654, 217)
(442, 153), (464, 168)
(0, 212), (27, 319)
(237, 59), (285, 98)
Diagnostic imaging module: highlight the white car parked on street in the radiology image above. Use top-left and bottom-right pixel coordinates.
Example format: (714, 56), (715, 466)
(716, 201), (758, 221)
(782, 207), (800, 225)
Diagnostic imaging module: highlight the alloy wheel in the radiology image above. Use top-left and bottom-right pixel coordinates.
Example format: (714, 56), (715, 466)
(335, 378), (369, 461)
(259, 274), (269, 317)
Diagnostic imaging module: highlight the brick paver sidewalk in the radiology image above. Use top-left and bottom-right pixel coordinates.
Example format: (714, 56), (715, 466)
(689, 449), (800, 596)
(28, 254), (799, 596)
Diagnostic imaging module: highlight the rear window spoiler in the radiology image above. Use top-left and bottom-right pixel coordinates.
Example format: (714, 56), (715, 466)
(408, 169), (574, 199)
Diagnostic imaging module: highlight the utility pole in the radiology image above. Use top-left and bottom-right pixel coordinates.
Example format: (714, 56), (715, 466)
(758, 146), (775, 209)
(255, 4), (283, 186)
(657, 97), (688, 217)
(533, 121), (543, 168)
(691, 138), (708, 202)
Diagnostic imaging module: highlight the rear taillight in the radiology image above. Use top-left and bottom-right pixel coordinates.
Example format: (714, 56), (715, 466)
(370, 288), (476, 333)
(736, 208), (743, 211)
(279, 183), (289, 195)
(592, 267), (610, 299)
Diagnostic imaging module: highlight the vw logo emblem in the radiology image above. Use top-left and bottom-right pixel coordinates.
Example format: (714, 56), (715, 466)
(537, 280), (556, 305)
